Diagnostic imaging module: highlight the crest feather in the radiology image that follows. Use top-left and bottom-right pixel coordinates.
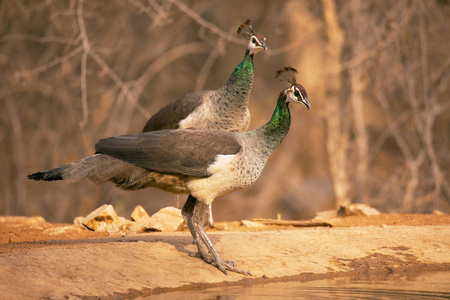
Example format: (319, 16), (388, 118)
(275, 66), (298, 85)
(237, 19), (255, 38)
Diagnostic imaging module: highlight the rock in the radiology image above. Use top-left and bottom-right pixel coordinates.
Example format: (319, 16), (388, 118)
(314, 210), (338, 221)
(83, 204), (119, 232)
(43, 226), (84, 235)
(73, 216), (86, 228)
(140, 206), (184, 232)
(118, 217), (134, 230)
(128, 221), (147, 234)
(337, 203), (380, 217)
(241, 220), (267, 228)
(130, 205), (150, 222)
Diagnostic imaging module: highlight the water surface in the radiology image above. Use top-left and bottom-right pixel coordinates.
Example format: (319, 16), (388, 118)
(149, 271), (450, 299)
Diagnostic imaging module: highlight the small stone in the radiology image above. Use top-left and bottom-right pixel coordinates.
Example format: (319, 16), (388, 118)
(314, 210), (338, 221)
(73, 216), (86, 228)
(130, 205), (150, 222)
(118, 216), (134, 230)
(142, 206), (184, 232)
(43, 226), (83, 235)
(128, 221), (147, 234)
(83, 204), (119, 232)
(338, 204), (380, 217)
(380, 224), (387, 228)
(241, 220), (267, 228)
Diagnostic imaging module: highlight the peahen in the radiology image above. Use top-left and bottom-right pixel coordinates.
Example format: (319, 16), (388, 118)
(142, 20), (267, 226)
(142, 19), (267, 132)
(28, 68), (310, 275)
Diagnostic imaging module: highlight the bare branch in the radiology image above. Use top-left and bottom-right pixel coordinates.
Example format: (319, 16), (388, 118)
(15, 45), (83, 79)
(133, 42), (211, 100)
(0, 34), (80, 45)
(195, 38), (227, 91)
(88, 48), (150, 118)
(167, 0), (242, 44)
(77, 0), (90, 127)
(80, 50), (89, 127)
(127, 0), (157, 18)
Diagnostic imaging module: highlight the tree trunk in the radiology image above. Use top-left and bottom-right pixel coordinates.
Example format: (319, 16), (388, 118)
(348, 0), (369, 203)
(322, 0), (351, 207)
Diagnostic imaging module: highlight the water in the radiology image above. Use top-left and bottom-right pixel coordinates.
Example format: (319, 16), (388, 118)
(147, 271), (450, 299)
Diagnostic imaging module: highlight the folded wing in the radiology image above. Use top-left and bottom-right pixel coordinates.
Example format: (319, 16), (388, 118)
(95, 129), (242, 177)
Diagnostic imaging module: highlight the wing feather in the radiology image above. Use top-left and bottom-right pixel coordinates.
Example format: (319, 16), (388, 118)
(95, 129), (241, 177)
(142, 91), (211, 132)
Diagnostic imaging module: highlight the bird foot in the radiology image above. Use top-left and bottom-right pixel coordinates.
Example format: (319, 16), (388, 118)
(188, 251), (213, 264)
(212, 256), (252, 276)
(183, 196), (251, 276)
(189, 251), (251, 276)
(205, 222), (215, 229)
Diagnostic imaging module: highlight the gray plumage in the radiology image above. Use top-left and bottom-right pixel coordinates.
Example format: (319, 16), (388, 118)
(96, 129), (242, 178)
(28, 78), (310, 276)
(142, 23), (267, 133)
(142, 20), (267, 227)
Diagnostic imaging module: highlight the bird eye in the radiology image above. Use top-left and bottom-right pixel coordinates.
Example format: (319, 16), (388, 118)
(252, 37), (257, 44)
(294, 90), (300, 98)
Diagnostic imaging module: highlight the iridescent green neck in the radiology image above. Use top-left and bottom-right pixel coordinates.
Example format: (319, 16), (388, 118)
(238, 94), (291, 158)
(258, 95), (291, 147)
(215, 53), (254, 110)
(225, 53), (254, 89)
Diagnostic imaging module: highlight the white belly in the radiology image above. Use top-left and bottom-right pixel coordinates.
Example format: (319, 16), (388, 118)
(186, 152), (265, 205)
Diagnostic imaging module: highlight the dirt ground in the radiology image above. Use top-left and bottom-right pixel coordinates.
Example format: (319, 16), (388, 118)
(1, 214), (449, 299)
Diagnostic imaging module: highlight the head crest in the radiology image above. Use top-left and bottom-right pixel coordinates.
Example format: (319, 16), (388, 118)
(237, 19), (255, 38)
(275, 66), (298, 85)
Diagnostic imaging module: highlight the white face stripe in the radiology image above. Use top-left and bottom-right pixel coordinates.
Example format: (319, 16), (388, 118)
(248, 34), (267, 55)
(250, 35), (265, 48)
(286, 86), (305, 103)
(296, 86), (306, 101)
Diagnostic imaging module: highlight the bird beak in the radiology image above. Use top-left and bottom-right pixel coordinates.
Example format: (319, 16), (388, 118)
(301, 97), (311, 110)
(261, 41), (267, 51)
(287, 86), (311, 110)
(297, 89), (310, 110)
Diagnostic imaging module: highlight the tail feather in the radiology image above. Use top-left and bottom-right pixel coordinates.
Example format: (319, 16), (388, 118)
(28, 165), (69, 181)
(27, 154), (162, 191)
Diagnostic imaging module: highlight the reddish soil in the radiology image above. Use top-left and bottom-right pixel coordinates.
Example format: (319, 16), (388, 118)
(0, 214), (449, 299)
(2, 214), (449, 244)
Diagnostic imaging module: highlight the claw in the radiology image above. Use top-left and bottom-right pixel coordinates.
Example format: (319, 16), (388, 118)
(212, 257), (252, 276)
(182, 196), (252, 276)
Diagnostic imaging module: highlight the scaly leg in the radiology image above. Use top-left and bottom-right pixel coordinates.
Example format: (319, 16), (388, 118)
(206, 204), (214, 228)
(182, 195), (211, 263)
(182, 195), (251, 276)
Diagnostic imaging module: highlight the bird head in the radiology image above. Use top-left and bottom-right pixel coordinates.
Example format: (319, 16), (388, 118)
(237, 19), (267, 56)
(276, 67), (310, 110)
(285, 84), (310, 110)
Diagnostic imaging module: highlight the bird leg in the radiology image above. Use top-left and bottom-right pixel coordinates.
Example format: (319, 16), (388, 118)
(182, 195), (212, 263)
(206, 204), (214, 228)
(182, 195), (251, 276)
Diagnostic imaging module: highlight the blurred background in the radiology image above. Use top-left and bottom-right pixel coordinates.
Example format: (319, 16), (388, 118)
(1, 0), (449, 223)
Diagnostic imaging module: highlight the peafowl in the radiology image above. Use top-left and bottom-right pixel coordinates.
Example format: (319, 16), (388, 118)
(142, 19), (267, 132)
(28, 68), (310, 276)
(142, 20), (267, 226)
